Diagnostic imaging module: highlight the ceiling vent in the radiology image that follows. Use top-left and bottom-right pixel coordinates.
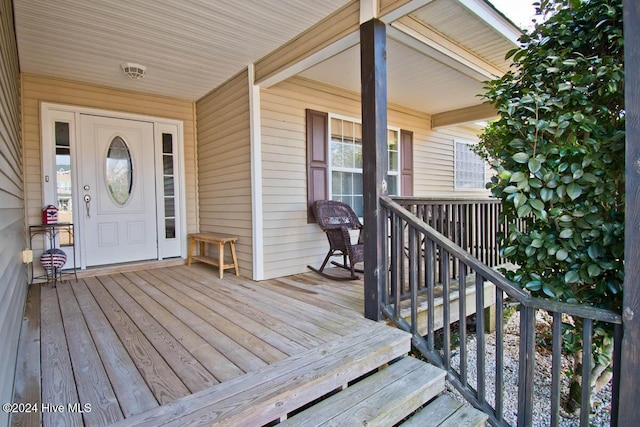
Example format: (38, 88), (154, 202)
(121, 62), (146, 79)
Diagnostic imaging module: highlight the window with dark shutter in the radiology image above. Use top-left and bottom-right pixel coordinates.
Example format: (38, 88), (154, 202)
(306, 109), (329, 223)
(400, 130), (413, 196)
(306, 108), (414, 220)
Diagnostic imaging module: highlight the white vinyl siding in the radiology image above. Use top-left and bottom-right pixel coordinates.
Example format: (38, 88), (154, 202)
(0, 0), (27, 424)
(196, 70), (253, 278)
(260, 76), (490, 279)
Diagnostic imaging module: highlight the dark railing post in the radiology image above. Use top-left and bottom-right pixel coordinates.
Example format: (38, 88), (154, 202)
(360, 18), (388, 321)
(621, 0), (640, 425)
(517, 305), (535, 425)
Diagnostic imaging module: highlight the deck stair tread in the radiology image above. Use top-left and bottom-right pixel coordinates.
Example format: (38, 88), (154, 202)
(279, 355), (446, 427)
(109, 322), (411, 427)
(399, 395), (488, 427)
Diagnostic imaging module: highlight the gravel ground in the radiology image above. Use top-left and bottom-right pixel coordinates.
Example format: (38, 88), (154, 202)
(442, 312), (612, 426)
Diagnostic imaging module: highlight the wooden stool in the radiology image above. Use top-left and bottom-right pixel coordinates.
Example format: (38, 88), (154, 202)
(188, 233), (239, 278)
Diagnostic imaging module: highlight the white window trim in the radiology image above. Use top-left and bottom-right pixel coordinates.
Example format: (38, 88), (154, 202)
(327, 113), (401, 202)
(454, 138), (486, 191)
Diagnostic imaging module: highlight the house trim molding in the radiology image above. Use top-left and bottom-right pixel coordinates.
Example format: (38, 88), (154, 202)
(248, 65), (265, 281)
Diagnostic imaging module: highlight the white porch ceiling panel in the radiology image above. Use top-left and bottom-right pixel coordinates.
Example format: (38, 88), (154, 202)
(13, 0), (350, 101)
(411, 0), (516, 71)
(298, 38), (486, 115)
(13, 0), (517, 116)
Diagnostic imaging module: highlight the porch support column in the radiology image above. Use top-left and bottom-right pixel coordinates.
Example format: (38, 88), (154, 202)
(620, 0), (640, 424)
(360, 18), (388, 321)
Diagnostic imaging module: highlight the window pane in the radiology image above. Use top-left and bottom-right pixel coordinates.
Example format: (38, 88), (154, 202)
(343, 143), (354, 168)
(332, 171), (342, 194)
(164, 197), (175, 218)
(329, 116), (392, 217)
(164, 176), (174, 196)
(354, 142), (363, 169)
(389, 151), (398, 172)
(105, 136), (133, 206)
(162, 133), (173, 154)
(455, 141), (485, 189)
(331, 141), (343, 167)
(388, 175), (398, 196)
(163, 154), (173, 175)
(165, 218), (176, 239)
(55, 122), (73, 241)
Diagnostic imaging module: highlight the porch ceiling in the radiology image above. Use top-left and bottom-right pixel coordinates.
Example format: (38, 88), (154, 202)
(12, 0), (351, 100)
(13, 0), (519, 116)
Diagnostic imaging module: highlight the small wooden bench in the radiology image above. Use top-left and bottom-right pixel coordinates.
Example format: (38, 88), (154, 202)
(187, 233), (239, 278)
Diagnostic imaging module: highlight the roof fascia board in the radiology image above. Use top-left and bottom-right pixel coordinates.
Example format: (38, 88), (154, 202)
(457, 0), (521, 46)
(388, 20), (501, 81)
(254, 1), (360, 87)
(431, 103), (498, 129)
(256, 32), (360, 88)
(379, 0), (435, 23)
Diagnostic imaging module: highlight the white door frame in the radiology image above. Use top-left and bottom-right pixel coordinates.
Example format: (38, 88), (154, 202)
(40, 102), (187, 269)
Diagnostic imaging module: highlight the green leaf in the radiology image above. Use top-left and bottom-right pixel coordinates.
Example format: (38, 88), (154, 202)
(512, 152), (530, 163)
(528, 158), (542, 174)
(566, 183), (582, 200)
(531, 238), (544, 248)
(517, 204), (532, 218)
(503, 185), (519, 194)
(588, 264), (602, 277)
(540, 188), (554, 202)
(525, 280), (542, 291)
(559, 229), (573, 239)
(510, 172), (527, 183)
(556, 248), (569, 261)
(565, 270), (580, 284)
(513, 193), (527, 209)
(542, 283), (556, 298)
(529, 199), (545, 211)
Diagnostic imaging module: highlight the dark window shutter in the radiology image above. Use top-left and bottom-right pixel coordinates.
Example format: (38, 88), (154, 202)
(400, 129), (414, 196)
(306, 109), (329, 223)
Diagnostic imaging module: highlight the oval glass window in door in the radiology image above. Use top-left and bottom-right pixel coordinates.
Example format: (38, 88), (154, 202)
(105, 136), (133, 206)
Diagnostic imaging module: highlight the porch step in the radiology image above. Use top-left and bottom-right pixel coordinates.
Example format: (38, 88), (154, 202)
(279, 355), (446, 426)
(109, 322), (411, 427)
(399, 395), (488, 427)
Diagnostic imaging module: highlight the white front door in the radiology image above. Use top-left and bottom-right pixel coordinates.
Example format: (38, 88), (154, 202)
(79, 115), (158, 266)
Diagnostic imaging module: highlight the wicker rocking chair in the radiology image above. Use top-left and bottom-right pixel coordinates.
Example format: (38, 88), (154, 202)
(307, 200), (364, 280)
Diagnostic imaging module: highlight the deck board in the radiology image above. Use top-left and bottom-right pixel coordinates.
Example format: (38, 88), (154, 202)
(134, 269), (288, 365)
(11, 284), (41, 427)
(57, 284), (123, 426)
(95, 274), (217, 393)
(123, 270), (266, 376)
(40, 285), (83, 427)
(83, 276), (190, 404)
(69, 279), (159, 417)
(154, 267), (318, 354)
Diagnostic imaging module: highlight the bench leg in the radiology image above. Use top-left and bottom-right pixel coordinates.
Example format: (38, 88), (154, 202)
(218, 242), (224, 279)
(188, 237), (195, 266)
(229, 241), (239, 276)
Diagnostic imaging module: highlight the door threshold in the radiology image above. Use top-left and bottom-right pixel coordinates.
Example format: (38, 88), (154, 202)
(75, 258), (185, 278)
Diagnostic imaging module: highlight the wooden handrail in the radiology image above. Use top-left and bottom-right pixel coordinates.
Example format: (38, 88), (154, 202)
(379, 195), (622, 427)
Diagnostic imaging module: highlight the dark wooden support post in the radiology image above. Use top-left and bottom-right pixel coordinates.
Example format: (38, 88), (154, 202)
(360, 18), (388, 321)
(620, 1), (640, 424)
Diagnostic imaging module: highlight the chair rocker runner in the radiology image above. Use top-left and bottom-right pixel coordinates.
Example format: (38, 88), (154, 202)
(308, 200), (364, 280)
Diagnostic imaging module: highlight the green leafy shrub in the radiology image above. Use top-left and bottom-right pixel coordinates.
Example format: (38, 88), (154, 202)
(476, 0), (624, 412)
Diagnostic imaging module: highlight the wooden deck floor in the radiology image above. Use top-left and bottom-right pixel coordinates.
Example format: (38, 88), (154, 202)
(11, 264), (373, 427)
